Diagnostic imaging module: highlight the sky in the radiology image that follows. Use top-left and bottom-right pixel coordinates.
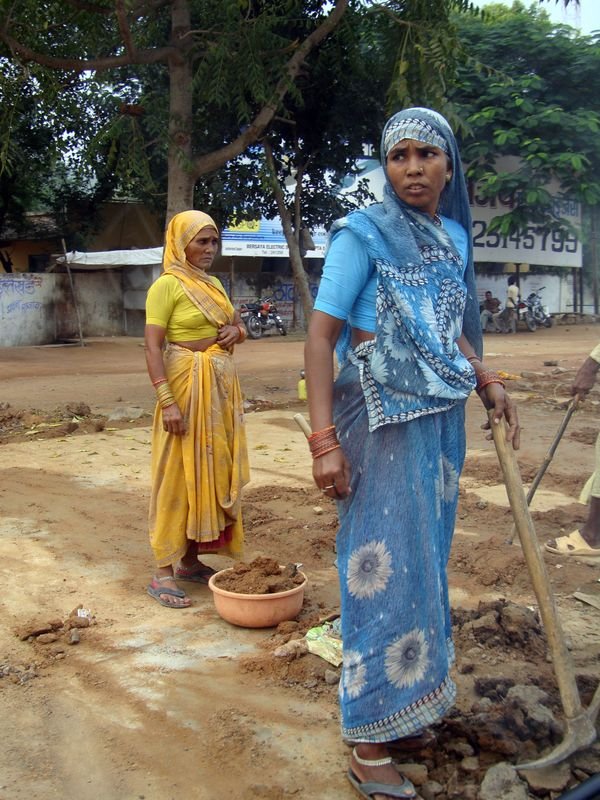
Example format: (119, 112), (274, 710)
(474, 0), (600, 35)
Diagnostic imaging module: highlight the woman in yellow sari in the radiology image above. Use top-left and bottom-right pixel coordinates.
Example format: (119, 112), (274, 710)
(145, 210), (250, 607)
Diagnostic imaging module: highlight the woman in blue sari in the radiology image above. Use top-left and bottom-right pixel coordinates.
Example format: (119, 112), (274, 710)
(304, 108), (520, 799)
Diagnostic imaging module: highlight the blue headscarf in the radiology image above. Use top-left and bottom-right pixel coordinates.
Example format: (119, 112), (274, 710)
(331, 107), (482, 430)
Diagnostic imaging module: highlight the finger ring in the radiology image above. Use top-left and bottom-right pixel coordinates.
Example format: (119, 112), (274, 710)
(322, 484), (335, 490)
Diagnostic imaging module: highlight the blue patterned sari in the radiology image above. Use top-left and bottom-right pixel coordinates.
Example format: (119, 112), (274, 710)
(329, 108), (481, 743)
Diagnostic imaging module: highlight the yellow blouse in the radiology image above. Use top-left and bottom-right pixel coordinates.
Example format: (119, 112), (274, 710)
(146, 273), (225, 341)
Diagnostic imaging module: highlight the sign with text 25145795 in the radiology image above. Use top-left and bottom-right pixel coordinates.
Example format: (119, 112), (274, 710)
(469, 186), (581, 269)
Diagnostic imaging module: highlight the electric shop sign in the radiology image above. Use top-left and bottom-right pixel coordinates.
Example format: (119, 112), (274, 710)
(469, 183), (581, 269)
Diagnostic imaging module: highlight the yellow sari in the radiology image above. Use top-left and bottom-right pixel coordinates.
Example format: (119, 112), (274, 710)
(148, 211), (250, 566)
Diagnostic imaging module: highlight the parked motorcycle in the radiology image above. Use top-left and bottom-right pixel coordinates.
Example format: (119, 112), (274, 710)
(240, 297), (287, 339)
(517, 287), (553, 332)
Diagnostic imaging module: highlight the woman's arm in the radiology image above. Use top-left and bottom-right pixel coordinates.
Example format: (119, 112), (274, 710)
(304, 311), (351, 497)
(144, 323), (186, 436)
(217, 309), (246, 349)
(458, 332), (520, 450)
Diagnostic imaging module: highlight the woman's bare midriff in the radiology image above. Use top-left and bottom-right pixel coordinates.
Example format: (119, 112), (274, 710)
(172, 335), (218, 352)
(351, 327), (375, 347)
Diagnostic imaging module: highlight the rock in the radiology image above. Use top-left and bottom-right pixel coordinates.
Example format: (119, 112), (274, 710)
(312, 506), (324, 515)
(66, 402), (91, 416)
(520, 370), (545, 379)
(107, 406), (146, 421)
(420, 780), (444, 799)
(460, 756), (480, 774)
(572, 748), (600, 775)
(470, 612), (500, 641)
(475, 677), (515, 701)
(69, 629), (80, 645)
(479, 762), (529, 800)
(519, 762), (571, 793)
(324, 669), (339, 686)
(16, 619), (63, 641)
(458, 661), (475, 674)
(273, 639), (308, 658)
(447, 742), (475, 758)
(64, 617), (91, 630)
(506, 685), (562, 737)
(393, 763), (428, 786)
(475, 719), (519, 756)
(543, 360), (558, 367)
(471, 698), (494, 714)
(36, 633), (59, 644)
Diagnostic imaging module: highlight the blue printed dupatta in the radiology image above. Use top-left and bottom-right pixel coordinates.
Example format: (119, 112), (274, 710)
(332, 188), (477, 431)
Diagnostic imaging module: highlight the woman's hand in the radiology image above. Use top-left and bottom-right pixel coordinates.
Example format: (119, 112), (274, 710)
(217, 324), (242, 348)
(479, 383), (520, 450)
(162, 402), (186, 436)
(312, 447), (352, 499)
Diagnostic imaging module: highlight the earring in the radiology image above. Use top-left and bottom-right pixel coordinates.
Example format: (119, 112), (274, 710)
(445, 174), (451, 183)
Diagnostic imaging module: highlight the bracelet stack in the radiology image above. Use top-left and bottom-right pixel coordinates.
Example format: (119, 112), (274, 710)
(476, 369), (505, 394)
(155, 381), (176, 409)
(308, 424), (340, 459)
(237, 324), (247, 343)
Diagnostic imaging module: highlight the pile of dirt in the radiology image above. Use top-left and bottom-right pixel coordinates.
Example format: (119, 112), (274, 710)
(213, 557), (306, 594)
(0, 401), (106, 442)
(239, 600), (600, 799)
(0, 401), (155, 443)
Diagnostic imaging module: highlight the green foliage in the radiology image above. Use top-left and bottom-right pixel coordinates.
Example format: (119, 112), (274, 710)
(449, 2), (600, 237)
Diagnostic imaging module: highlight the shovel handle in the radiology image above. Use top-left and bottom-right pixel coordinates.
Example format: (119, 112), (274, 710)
(293, 413), (312, 439)
(489, 411), (583, 719)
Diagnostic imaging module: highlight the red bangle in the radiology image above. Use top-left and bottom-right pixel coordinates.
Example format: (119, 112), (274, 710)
(152, 377), (168, 387)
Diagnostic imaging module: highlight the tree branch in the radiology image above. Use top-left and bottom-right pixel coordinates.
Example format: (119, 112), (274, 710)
(191, 0), (349, 177)
(0, 28), (173, 72)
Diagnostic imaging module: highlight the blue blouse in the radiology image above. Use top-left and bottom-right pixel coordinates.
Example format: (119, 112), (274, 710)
(314, 216), (469, 332)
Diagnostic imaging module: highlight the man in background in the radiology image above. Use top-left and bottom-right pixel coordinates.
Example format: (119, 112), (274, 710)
(480, 290), (502, 333)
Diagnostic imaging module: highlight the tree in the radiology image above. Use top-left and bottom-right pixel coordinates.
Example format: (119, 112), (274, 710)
(222, 0), (482, 322)
(447, 1), (600, 310)
(0, 0), (350, 220)
(449, 5), (600, 224)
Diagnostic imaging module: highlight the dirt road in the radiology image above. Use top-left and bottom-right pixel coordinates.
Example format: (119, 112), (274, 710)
(1, 324), (599, 799)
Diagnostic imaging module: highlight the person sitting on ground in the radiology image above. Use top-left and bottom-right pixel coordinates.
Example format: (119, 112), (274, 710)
(144, 210), (250, 608)
(480, 290), (502, 333)
(546, 342), (600, 558)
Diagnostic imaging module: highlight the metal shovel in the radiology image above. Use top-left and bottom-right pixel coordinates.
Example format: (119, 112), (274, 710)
(490, 411), (600, 769)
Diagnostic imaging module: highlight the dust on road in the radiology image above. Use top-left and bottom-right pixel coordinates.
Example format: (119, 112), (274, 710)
(1, 324), (599, 799)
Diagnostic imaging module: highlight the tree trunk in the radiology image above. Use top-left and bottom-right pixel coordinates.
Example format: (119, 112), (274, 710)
(263, 141), (314, 328)
(166, 0), (195, 222)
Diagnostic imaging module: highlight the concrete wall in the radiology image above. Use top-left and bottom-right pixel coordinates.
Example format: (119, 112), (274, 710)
(0, 271), (123, 346)
(0, 266), (592, 347)
(0, 273), (59, 345)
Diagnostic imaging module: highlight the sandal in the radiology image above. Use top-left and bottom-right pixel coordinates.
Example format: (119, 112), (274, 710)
(174, 563), (217, 584)
(545, 530), (600, 558)
(347, 748), (419, 799)
(147, 576), (191, 608)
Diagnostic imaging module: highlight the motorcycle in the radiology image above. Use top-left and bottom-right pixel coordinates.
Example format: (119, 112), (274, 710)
(239, 297), (287, 339)
(517, 286), (553, 332)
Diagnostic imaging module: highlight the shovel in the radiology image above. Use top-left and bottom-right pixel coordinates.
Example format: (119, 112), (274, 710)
(507, 399), (578, 544)
(490, 411), (600, 769)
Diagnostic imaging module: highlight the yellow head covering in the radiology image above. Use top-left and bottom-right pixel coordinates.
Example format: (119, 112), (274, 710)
(161, 210), (233, 328)
(162, 210), (219, 272)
